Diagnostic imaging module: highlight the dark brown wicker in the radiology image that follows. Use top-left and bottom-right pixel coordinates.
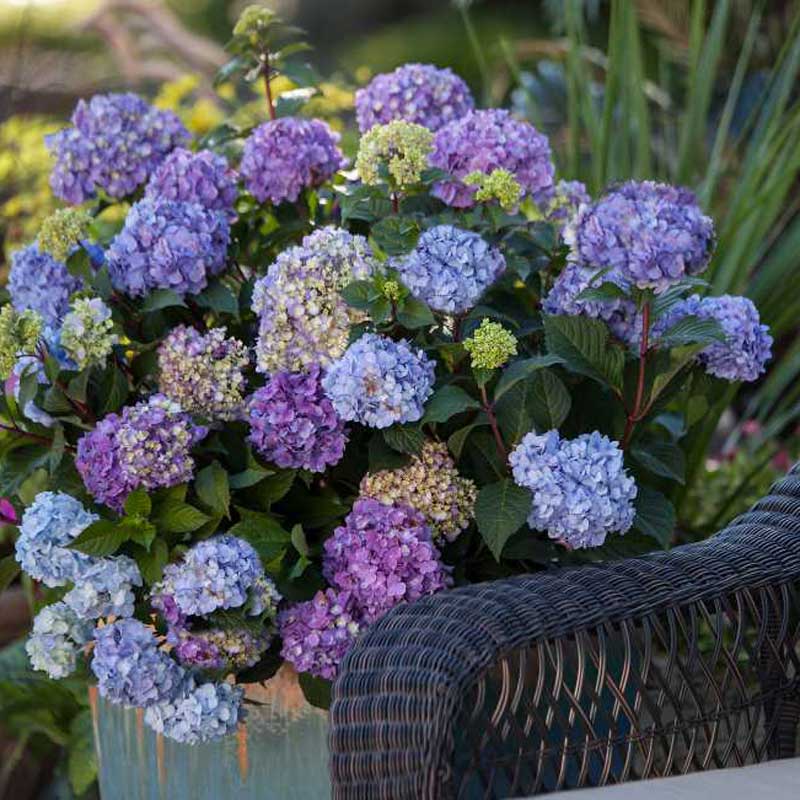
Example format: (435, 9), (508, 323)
(329, 464), (800, 798)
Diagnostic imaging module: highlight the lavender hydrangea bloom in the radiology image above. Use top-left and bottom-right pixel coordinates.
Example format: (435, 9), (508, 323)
(510, 430), (637, 549)
(247, 366), (347, 472)
(15, 492), (98, 587)
(322, 334), (436, 429)
(145, 148), (238, 221)
(323, 498), (451, 623)
(395, 225), (506, 314)
(652, 294), (772, 382)
(240, 117), (345, 205)
(168, 627), (270, 672)
(107, 198), (229, 297)
(76, 394), (206, 511)
(252, 227), (379, 373)
(92, 619), (185, 708)
(430, 110), (555, 208)
(542, 179), (591, 229)
(278, 589), (361, 680)
(355, 63), (475, 132)
(144, 679), (243, 744)
(151, 535), (263, 620)
(570, 181), (715, 293)
(26, 602), (93, 679)
(9, 243), (83, 325)
(63, 556), (142, 619)
(47, 93), (188, 204)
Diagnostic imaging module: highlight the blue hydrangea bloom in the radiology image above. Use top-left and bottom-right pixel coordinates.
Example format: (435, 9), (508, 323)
(92, 619), (185, 708)
(64, 556), (142, 619)
(322, 333), (436, 429)
(394, 225), (506, 314)
(510, 430), (637, 549)
(15, 492), (98, 587)
(106, 198), (229, 297)
(26, 601), (93, 679)
(151, 535), (263, 621)
(9, 243), (83, 325)
(653, 294), (772, 382)
(570, 181), (715, 293)
(144, 678), (243, 744)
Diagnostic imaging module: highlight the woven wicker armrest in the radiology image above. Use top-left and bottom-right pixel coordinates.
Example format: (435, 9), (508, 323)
(329, 466), (800, 799)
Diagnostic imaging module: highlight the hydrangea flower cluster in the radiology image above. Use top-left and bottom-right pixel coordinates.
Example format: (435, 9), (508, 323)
(395, 225), (506, 314)
(355, 121), (433, 189)
(37, 208), (91, 261)
(0, 305), (42, 378)
(464, 168), (523, 210)
(430, 110), (555, 208)
(653, 294), (772, 382)
(158, 326), (249, 420)
(322, 498), (451, 623)
(63, 556), (142, 619)
(278, 589), (361, 680)
(26, 602), (93, 679)
(322, 333), (435, 429)
(145, 147), (238, 221)
(463, 319), (518, 370)
(540, 179), (591, 228)
(9, 243), (83, 325)
(240, 117), (345, 205)
(47, 92), (189, 204)
(169, 626), (271, 672)
(76, 394), (206, 511)
(246, 365), (347, 472)
(355, 63), (474, 132)
(107, 198), (230, 297)
(510, 430), (638, 549)
(360, 441), (477, 542)
(59, 297), (117, 369)
(569, 181), (715, 292)
(252, 227), (378, 373)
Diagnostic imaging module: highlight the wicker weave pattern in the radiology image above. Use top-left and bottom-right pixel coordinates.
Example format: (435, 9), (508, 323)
(329, 466), (800, 799)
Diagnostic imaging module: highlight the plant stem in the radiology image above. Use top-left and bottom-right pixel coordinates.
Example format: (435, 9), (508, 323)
(480, 385), (507, 463)
(263, 58), (276, 121)
(622, 300), (651, 449)
(0, 421), (74, 451)
(390, 192), (400, 214)
(459, 5), (491, 105)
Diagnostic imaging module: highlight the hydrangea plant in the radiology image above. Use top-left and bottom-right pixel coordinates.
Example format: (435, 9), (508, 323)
(0, 7), (774, 749)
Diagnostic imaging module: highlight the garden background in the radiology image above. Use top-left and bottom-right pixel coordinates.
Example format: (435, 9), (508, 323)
(0, 0), (799, 797)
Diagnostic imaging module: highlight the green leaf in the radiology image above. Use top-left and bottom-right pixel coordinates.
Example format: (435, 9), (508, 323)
(576, 281), (630, 302)
(654, 315), (726, 348)
(370, 216), (420, 256)
(195, 461), (230, 518)
(124, 488), (151, 518)
(631, 440), (686, 484)
(339, 185), (392, 223)
(475, 479), (532, 560)
(229, 466), (274, 489)
(136, 538), (169, 586)
(396, 297), (435, 329)
(368, 435), (410, 471)
(543, 315), (624, 390)
(100, 366), (130, 414)
(528, 369), (572, 430)
(0, 555), (21, 593)
(494, 355), (565, 402)
(141, 289), (186, 313)
(448, 415), (488, 459)
(156, 501), (210, 534)
(214, 54), (250, 86)
(341, 280), (379, 311)
(494, 381), (535, 445)
(68, 520), (128, 557)
(119, 517), (157, 550)
(195, 281), (239, 316)
(422, 385), (480, 424)
(632, 485), (676, 548)
(290, 524), (310, 557)
(68, 709), (97, 796)
(254, 469), (296, 506)
(298, 672), (332, 710)
(383, 424), (424, 455)
(228, 509), (291, 561)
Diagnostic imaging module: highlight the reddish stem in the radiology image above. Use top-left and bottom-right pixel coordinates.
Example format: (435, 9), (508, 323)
(390, 192), (400, 214)
(480, 385), (507, 463)
(0, 421), (75, 451)
(622, 300), (651, 449)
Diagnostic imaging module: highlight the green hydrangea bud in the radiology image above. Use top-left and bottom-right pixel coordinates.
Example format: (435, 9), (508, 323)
(464, 318), (518, 370)
(0, 305), (43, 378)
(381, 279), (402, 302)
(233, 5), (276, 43)
(355, 121), (433, 190)
(38, 208), (91, 262)
(59, 297), (117, 370)
(464, 169), (522, 211)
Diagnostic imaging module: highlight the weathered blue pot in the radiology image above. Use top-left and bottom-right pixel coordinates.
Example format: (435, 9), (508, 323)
(90, 667), (331, 800)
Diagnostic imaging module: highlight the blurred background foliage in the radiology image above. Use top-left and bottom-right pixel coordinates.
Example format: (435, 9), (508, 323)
(0, 1), (799, 796)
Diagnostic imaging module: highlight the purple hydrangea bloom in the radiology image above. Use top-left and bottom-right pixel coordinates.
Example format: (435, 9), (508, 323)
(278, 589), (361, 680)
(355, 63), (475, 133)
(652, 294), (772, 382)
(15, 492), (97, 587)
(570, 181), (715, 293)
(63, 556), (142, 620)
(76, 394), (207, 512)
(246, 365), (347, 472)
(240, 117), (345, 205)
(168, 626), (270, 672)
(144, 678), (243, 744)
(510, 430), (637, 549)
(92, 619), (185, 708)
(430, 109), (555, 208)
(323, 498), (451, 623)
(322, 333), (436, 429)
(9, 243), (83, 325)
(145, 148), (238, 221)
(151, 535), (263, 620)
(543, 179), (591, 228)
(107, 198), (229, 297)
(395, 225), (506, 314)
(47, 92), (189, 204)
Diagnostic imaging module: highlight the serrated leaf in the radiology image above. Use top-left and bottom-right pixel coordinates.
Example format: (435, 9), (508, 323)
(528, 369), (571, 430)
(632, 485), (676, 548)
(422, 385), (480, 424)
(195, 461), (230, 518)
(141, 289), (186, 313)
(195, 281), (239, 316)
(290, 524), (309, 556)
(448, 415), (488, 459)
(229, 467), (274, 489)
(576, 281), (630, 302)
(100, 365), (130, 414)
(631, 440), (686, 483)
(124, 488), (151, 518)
(0, 555), (21, 593)
(494, 355), (565, 402)
(339, 185), (392, 223)
(397, 297), (435, 329)
(654, 315), (726, 348)
(370, 216), (420, 256)
(156, 501), (210, 534)
(228, 508), (291, 561)
(340, 280), (379, 310)
(383, 424), (425, 454)
(368, 435), (410, 471)
(68, 520), (127, 557)
(475, 479), (532, 560)
(494, 381), (535, 445)
(255, 469), (296, 506)
(136, 538), (169, 584)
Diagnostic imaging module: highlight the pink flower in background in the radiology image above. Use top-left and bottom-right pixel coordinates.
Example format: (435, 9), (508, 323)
(0, 498), (18, 524)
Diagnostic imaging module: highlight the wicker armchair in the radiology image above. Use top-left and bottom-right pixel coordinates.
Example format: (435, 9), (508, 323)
(329, 465), (800, 798)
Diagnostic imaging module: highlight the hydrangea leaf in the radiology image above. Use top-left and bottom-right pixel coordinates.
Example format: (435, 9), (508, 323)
(475, 479), (532, 560)
(632, 485), (676, 548)
(527, 369), (572, 431)
(631, 440), (686, 484)
(195, 461), (230, 519)
(494, 355), (565, 402)
(422, 385), (480, 424)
